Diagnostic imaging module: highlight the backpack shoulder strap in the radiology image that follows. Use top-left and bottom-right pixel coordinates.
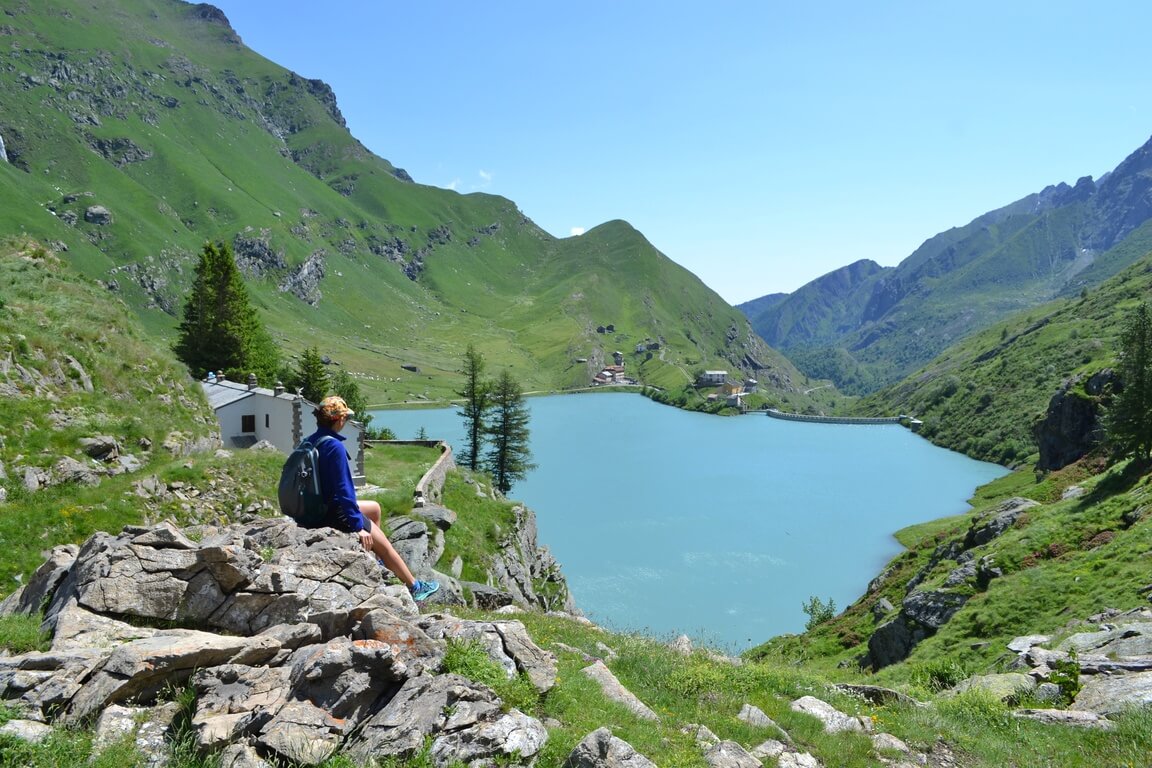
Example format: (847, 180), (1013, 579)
(298, 435), (337, 451)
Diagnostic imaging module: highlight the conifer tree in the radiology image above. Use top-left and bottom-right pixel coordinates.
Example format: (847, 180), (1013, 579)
(331, 368), (373, 429)
(292, 346), (331, 404)
(483, 369), (535, 494)
(456, 344), (490, 470)
(1108, 301), (1152, 460)
(174, 240), (278, 382)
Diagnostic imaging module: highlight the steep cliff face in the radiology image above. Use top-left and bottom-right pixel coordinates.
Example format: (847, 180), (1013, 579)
(488, 503), (578, 614)
(1032, 370), (1115, 472)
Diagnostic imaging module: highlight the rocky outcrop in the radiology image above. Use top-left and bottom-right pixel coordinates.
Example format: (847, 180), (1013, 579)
(86, 134), (152, 167)
(278, 249), (325, 305)
(1033, 370), (1115, 471)
(563, 727), (657, 768)
(999, 609), (1152, 723)
(865, 497), (1038, 670)
(0, 519), (557, 767)
(490, 502), (579, 614)
(84, 205), (113, 224)
(581, 660), (659, 721)
(232, 233), (286, 278)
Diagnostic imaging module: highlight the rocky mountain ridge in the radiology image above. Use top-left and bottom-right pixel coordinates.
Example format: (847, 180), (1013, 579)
(740, 133), (1152, 395)
(0, 0), (799, 403)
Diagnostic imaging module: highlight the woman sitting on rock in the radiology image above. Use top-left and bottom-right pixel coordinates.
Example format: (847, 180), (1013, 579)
(303, 395), (439, 602)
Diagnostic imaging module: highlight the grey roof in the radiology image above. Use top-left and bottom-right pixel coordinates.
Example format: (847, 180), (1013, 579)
(200, 379), (301, 410)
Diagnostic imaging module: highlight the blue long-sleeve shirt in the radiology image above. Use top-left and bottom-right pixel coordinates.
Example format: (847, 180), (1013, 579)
(304, 426), (368, 533)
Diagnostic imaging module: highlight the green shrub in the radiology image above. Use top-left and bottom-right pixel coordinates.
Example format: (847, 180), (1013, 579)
(935, 687), (1011, 729)
(1048, 651), (1081, 705)
(801, 595), (836, 630)
(910, 658), (970, 693)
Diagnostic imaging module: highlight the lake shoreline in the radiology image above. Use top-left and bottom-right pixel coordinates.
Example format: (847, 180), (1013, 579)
(372, 392), (1006, 651)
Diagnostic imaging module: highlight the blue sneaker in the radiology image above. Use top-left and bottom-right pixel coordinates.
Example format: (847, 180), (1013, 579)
(410, 579), (440, 602)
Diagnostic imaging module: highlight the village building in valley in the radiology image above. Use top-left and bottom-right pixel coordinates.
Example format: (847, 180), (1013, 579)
(201, 374), (366, 485)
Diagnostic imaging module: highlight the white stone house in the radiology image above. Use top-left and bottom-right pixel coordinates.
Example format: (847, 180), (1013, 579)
(201, 376), (365, 485)
(698, 370), (729, 386)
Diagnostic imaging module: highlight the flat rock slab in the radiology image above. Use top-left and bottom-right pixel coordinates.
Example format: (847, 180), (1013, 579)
(1014, 708), (1115, 729)
(581, 660), (659, 721)
(1071, 670), (1152, 715)
(790, 695), (870, 734)
(950, 673), (1036, 702)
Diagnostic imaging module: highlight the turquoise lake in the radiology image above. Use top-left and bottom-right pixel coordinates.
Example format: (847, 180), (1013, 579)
(372, 392), (1007, 652)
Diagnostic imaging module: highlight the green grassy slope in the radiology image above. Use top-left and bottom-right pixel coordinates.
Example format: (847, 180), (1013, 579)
(853, 250), (1152, 465)
(0, 236), (222, 579)
(0, 0), (812, 409)
(3, 242), (1152, 768)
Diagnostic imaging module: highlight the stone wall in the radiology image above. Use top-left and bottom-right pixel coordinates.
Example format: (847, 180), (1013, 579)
(765, 409), (903, 426)
(415, 442), (456, 505)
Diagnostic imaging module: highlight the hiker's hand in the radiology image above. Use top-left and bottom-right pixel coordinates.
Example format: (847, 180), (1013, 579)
(358, 529), (372, 551)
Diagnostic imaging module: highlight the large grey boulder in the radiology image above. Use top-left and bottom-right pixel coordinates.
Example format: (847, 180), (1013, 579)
(345, 673), (547, 766)
(1058, 621), (1152, 658)
(42, 520), (387, 637)
(1014, 708), (1115, 729)
(866, 589), (970, 670)
(84, 205), (113, 224)
(65, 628), (282, 722)
(1071, 671), (1152, 716)
(0, 544), (78, 617)
(948, 673), (1036, 703)
(962, 497), (1038, 549)
(703, 740), (761, 768)
(737, 703), (790, 742)
(562, 727), (657, 768)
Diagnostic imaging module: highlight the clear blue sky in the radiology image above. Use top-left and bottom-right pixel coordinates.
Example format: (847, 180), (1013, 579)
(208, 1), (1152, 304)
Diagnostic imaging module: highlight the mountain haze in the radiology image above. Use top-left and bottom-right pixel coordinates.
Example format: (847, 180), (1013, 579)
(740, 137), (1152, 394)
(0, 0), (802, 403)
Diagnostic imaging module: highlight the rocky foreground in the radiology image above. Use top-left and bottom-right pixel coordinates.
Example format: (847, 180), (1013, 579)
(0, 516), (950, 768)
(0, 513), (1150, 767)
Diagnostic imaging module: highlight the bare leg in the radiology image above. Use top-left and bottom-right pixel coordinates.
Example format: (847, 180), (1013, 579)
(357, 500), (416, 587)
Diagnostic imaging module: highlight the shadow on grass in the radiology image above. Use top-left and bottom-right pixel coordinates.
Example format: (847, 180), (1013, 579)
(1082, 456), (1151, 506)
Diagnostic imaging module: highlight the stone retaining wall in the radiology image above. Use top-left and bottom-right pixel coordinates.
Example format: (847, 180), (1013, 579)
(365, 439), (456, 506)
(414, 442), (455, 505)
(765, 409), (906, 426)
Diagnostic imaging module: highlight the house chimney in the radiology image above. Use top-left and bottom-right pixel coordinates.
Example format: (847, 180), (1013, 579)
(274, 381), (285, 396)
(247, 373), (257, 390)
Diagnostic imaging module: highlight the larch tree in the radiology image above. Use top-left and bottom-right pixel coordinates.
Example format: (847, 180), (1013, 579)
(456, 344), (490, 470)
(174, 240), (279, 383)
(292, 346), (331, 405)
(1108, 301), (1152, 460)
(331, 368), (373, 429)
(483, 369), (535, 494)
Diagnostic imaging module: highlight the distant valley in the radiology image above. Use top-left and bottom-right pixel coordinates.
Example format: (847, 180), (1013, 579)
(739, 141), (1152, 396)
